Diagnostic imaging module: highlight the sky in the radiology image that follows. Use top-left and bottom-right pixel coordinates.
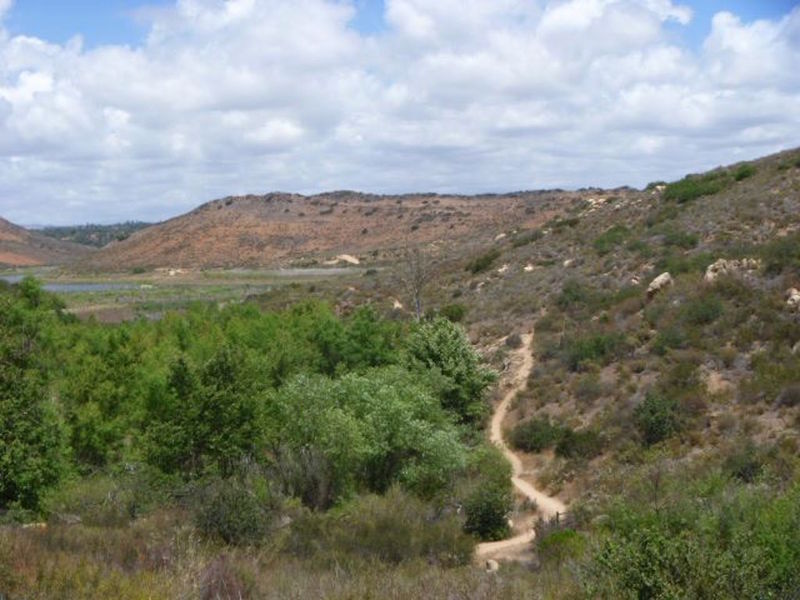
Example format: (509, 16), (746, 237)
(0, 1), (798, 225)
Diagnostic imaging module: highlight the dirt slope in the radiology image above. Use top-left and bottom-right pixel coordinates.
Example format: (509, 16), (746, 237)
(0, 217), (94, 267)
(81, 189), (630, 270)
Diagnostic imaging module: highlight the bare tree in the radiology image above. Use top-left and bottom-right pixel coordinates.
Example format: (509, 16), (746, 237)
(396, 243), (436, 321)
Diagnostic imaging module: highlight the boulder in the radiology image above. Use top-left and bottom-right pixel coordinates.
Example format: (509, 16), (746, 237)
(485, 559), (499, 573)
(704, 258), (761, 283)
(647, 272), (673, 298)
(786, 288), (800, 312)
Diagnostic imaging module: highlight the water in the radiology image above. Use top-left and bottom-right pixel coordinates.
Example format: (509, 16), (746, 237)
(1, 275), (140, 293)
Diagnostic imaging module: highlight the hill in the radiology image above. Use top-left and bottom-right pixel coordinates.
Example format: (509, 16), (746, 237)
(0, 217), (95, 267)
(80, 190), (633, 270)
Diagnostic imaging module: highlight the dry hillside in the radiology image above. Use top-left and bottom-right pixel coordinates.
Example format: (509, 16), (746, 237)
(0, 217), (94, 267)
(80, 190), (639, 271)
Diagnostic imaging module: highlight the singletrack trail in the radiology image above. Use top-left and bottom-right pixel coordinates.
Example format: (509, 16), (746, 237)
(476, 332), (567, 560)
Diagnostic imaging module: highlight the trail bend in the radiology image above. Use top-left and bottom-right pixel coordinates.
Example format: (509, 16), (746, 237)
(475, 332), (567, 560)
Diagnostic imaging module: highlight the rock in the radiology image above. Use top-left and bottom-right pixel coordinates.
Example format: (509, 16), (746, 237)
(563, 259), (574, 268)
(524, 264), (534, 272)
(646, 272), (673, 298)
(704, 258), (761, 283)
(391, 298), (404, 310)
(494, 232), (507, 241)
(497, 264), (509, 274)
(485, 559), (499, 573)
(786, 288), (800, 312)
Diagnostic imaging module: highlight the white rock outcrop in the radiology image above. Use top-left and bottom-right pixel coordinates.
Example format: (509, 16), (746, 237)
(647, 272), (673, 298)
(786, 288), (800, 312)
(704, 258), (761, 283)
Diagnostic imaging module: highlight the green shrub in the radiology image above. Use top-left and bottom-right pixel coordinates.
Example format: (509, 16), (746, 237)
(511, 229), (543, 248)
(662, 229), (699, 249)
(761, 232), (800, 275)
(652, 326), (686, 355)
(555, 429), (604, 459)
(537, 528), (586, 567)
(465, 248), (501, 274)
(723, 441), (764, 483)
(663, 171), (731, 203)
(550, 217), (580, 230)
(564, 332), (626, 371)
(439, 303), (467, 323)
(634, 393), (681, 446)
(684, 294), (724, 325)
(510, 418), (564, 453)
(290, 487), (473, 567)
(193, 475), (276, 546)
(593, 225), (630, 255)
(588, 478), (800, 599)
(461, 446), (512, 542)
(733, 164), (756, 181)
(463, 485), (511, 541)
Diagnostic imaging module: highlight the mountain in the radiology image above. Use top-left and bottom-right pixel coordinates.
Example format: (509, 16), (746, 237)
(0, 217), (95, 267)
(82, 189), (625, 270)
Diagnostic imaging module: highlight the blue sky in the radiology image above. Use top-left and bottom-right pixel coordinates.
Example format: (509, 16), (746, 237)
(5, 1), (798, 48)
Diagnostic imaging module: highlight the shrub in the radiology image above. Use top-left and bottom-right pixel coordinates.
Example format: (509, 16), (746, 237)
(555, 429), (604, 459)
(505, 332), (523, 348)
(761, 232), (800, 275)
(537, 528), (586, 568)
(684, 294), (724, 325)
(511, 229), (543, 248)
(723, 441), (764, 483)
(593, 225), (630, 255)
(663, 171), (731, 203)
(634, 393), (681, 446)
(193, 475), (276, 545)
(662, 229), (698, 249)
(564, 332), (626, 371)
(510, 418), (564, 453)
(465, 248), (501, 274)
(295, 487), (473, 567)
(463, 485), (511, 541)
(733, 164), (756, 181)
(439, 303), (467, 323)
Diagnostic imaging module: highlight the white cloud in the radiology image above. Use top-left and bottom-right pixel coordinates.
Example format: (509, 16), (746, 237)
(0, 0), (798, 224)
(0, 0), (12, 20)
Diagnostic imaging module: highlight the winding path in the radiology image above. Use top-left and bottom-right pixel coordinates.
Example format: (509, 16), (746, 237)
(476, 332), (567, 560)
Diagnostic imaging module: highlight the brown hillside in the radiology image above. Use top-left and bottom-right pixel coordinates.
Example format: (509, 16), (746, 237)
(0, 217), (95, 267)
(83, 190), (628, 270)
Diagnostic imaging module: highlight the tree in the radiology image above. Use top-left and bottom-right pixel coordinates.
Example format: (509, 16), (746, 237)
(0, 283), (67, 510)
(143, 346), (265, 478)
(396, 243), (436, 321)
(405, 318), (497, 424)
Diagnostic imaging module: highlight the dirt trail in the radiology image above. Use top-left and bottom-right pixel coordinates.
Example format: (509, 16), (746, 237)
(475, 332), (567, 560)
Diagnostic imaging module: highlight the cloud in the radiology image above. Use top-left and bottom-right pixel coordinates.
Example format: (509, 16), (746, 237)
(0, 0), (12, 20)
(0, 0), (798, 224)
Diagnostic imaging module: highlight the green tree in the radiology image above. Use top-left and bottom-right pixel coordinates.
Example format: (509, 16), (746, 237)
(143, 346), (265, 477)
(0, 282), (67, 510)
(405, 318), (496, 425)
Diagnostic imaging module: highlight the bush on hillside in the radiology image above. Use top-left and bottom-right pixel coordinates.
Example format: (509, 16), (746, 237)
(663, 171), (731, 203)
(634, 393), (681, 446)
(465, 248), (501, 274)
